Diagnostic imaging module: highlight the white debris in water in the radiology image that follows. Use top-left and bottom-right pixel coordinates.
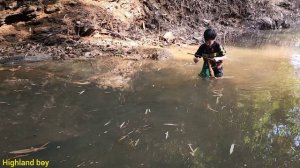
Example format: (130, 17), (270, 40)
(134, 139), (140, 147)
(165, 131), (169, 140)
(104, 120), (111, 126)
(212, 89), (223, 104)
(230, 144), (235, 155)
(291, 146), (296, 152)
(119, 135), (128, 141)
(76, 162), (85, 167)
(163, 123), (179, 126)
(291, 54), (300, 77)
(295, 40), (300, 47)
(119, 130), (134, 142)
(73, 81), (91, 85)
(120, 122), (126, 128)
(145, 109), (151, 115)
(207, 104), (218, 112)
(78, 90), (85, 95)
(216, 97), (220, 104)
(188, 144), (198, 156)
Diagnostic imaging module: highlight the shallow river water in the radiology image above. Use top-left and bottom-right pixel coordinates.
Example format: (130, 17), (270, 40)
(1, 40), (300, 167)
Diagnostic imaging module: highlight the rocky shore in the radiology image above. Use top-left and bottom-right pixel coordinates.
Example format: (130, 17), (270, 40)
(1, 0), (299, 63)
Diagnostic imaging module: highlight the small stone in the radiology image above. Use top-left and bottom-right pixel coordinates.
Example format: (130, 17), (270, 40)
(8, 1), (17, 9)
(163, 32), (175, 43)
(84, 52), (91, 58)
(22, 5), (37, 14)
(203, 19), (210, 26)
(68, 54), (75, 58)
(66, 46), (73, 50)
(32, 27), (51, 34)
(44, 4), (60, 14)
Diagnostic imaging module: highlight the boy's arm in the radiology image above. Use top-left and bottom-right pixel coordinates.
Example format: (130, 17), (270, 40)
(194, 45), (204, 58)
(193, 45), (204, 63)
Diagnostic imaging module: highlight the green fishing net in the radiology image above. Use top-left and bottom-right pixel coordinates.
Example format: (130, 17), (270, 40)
(199, 61), (211, 78)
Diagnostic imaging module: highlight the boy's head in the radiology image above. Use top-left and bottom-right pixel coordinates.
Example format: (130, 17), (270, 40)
(204, 28), (217, 46)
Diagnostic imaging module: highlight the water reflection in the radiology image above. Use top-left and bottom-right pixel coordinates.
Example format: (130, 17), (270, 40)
(235, 28), (300, 47)
(292, 53), (300, 77)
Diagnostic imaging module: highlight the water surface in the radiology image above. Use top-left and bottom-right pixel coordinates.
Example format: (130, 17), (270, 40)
(0, 44), (300, 168)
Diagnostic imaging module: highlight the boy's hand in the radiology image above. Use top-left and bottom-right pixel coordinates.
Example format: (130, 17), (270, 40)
(214, 57), (220, 62)
(193, 57), (199, 63)
(217, 63), (223, 69)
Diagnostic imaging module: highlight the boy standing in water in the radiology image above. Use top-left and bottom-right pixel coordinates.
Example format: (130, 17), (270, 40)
(194, 29), (226, 78)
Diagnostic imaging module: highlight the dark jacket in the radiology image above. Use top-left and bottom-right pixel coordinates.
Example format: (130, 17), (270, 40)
(195, 41), (225, 60)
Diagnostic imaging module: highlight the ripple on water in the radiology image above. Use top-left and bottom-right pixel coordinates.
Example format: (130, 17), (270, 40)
(291, 53), (300, 77)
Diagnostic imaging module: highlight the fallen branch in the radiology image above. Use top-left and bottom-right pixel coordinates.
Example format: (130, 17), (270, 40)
(207, 104), (218, 112)
(9, 142), (49, 155)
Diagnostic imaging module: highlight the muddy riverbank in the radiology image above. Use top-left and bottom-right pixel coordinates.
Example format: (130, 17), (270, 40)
(1, 0), (300, 59)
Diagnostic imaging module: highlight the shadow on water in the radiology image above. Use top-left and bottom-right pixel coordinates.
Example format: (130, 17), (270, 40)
(0, 43), (300, 167)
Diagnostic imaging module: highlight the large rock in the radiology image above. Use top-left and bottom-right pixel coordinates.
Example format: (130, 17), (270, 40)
(273, 18), (291, 29)
(4, 12), (37, 25)
(0, 4), (38, 26)
(281, 20), (290, 29)
(258, 17), (273, 30)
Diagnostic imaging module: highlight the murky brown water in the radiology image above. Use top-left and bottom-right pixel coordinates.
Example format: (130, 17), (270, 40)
(0, 44), (300, 167)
